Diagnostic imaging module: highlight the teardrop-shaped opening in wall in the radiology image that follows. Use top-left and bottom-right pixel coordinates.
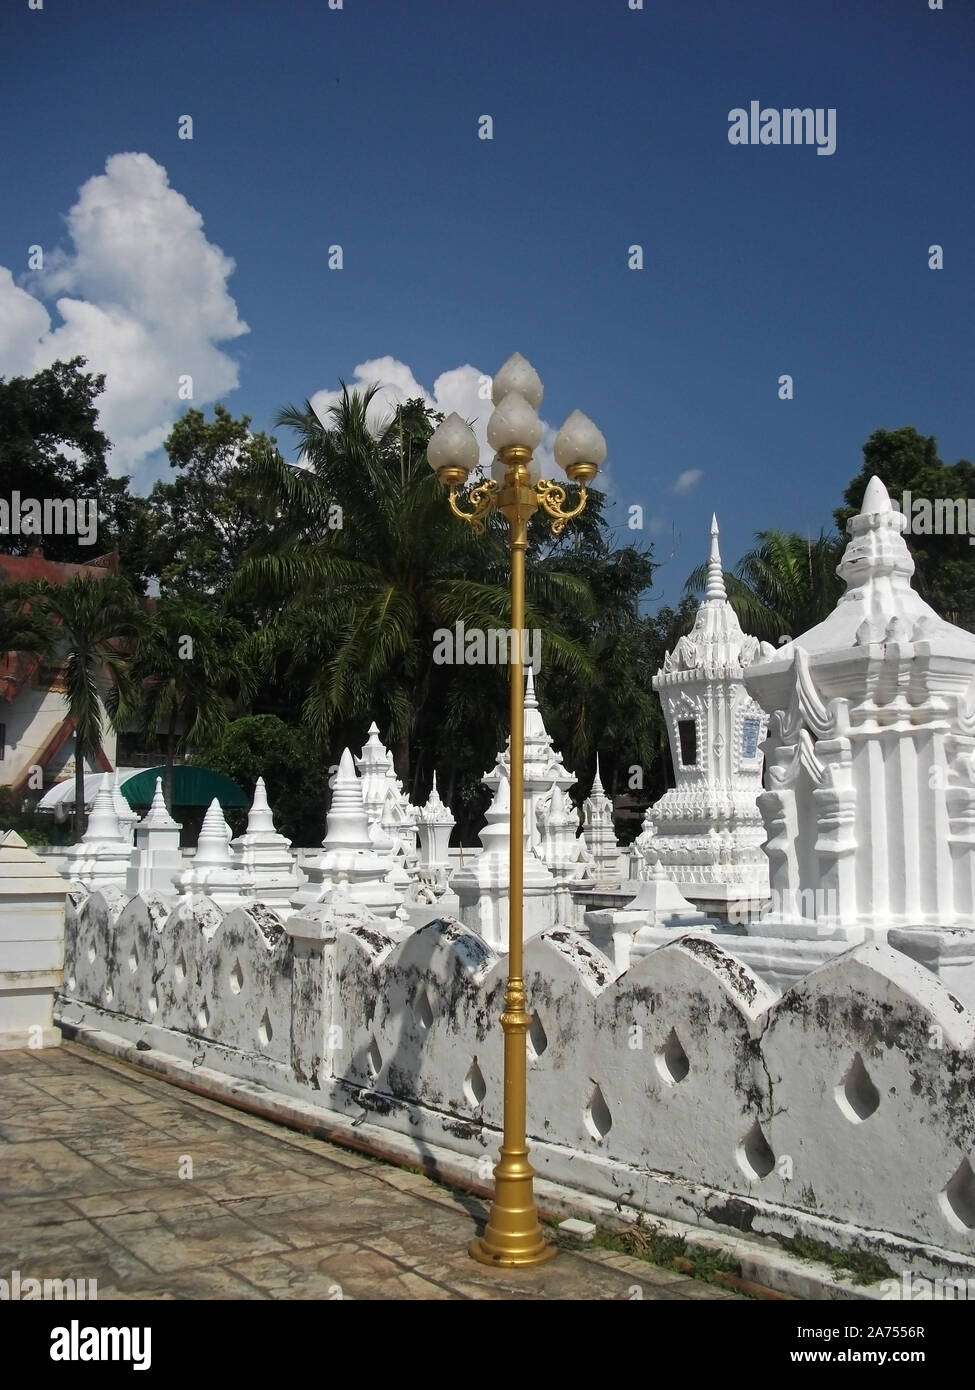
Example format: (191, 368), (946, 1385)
(835, 1052), (880, 1123)
(736, 1119), (775, 1181)
(584, 1083), (612, 1141)
(940, 1157), (975, 1232)
(528, 1013), (548, 1060)
(655, 1027), (690, 1086)
(463, 1059), (487, 1109)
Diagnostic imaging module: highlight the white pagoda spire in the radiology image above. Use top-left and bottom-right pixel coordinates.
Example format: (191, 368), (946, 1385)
(705, 513), (727, 602)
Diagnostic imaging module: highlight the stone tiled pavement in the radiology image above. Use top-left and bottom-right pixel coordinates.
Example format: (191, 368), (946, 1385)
(0, 1043), (743, 1301)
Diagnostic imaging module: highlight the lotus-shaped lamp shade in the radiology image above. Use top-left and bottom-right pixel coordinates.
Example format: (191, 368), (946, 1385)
(426, 412), (480, 477)
(487, 391), (544, 453)
(553, 410), (607, 475)
(491, 352), (544, 408)
(491, 452), (541, 487)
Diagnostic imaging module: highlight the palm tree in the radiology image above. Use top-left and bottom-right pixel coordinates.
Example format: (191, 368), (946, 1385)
(235, 385), (593, 782)
(31, 576), (145, 839)
(131, 599), (254, 809)
(685, 529), (843, 644)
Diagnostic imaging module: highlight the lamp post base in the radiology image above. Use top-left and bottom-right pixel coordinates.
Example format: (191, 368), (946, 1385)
(469, 1160), (558, 1267)
(469, 1233), (558, 1268)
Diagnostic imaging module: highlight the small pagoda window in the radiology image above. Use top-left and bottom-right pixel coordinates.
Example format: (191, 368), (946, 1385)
(741, 716), (762, 760)
(677, 719), (698, 767)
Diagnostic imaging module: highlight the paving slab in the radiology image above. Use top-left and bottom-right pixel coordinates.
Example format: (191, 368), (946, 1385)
(0, 1044), (745, 1301)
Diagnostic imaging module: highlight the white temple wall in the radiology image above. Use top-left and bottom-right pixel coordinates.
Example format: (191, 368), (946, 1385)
(58, 894), (975, 1277)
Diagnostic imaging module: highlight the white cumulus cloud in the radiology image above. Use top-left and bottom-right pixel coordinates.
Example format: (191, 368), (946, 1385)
(671, 468), (703, 494)
(307, 357), (562, 476)
(0, 152), (248, 480)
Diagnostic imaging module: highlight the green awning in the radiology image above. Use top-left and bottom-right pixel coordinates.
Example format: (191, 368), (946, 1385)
(119, 766), (248, 809)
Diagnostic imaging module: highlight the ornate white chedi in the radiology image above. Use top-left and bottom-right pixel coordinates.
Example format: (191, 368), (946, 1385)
(230, 777), (301, 913)
(737, 477), (975, 1006)
(356, 723), (397, 824)
(126, 777), (183, 898)
(173, 799), (255, 910)
(291, 749), (401, 918)
(636, 515), (770, 912)
(415, 772), (455, 884)
(63, 774), (133, 891)
(582, 757), (623, 886)
(483, 670), (575, 850)
(451, 764), (556, 951)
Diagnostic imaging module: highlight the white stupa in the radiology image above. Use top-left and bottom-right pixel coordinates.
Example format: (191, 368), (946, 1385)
(734, 476), (975, 1007)
(483, 670), (576, 850)
(635, 514), (770, 917)
(126, 777), (183, 898)
(63, 774), (133, 891)
(291, 749), (401, 918)
(173, 799), (255, 910)
(451, 764), (556, 950)
(230, 778), (301, 914)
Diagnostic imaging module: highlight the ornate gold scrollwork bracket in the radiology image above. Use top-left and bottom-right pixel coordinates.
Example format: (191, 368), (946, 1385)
(447, 479), (500, 533)
(535, 478), (589, 536)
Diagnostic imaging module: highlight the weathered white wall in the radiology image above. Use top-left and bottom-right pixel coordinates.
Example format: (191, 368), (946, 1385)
(58, 894), (975, 1276)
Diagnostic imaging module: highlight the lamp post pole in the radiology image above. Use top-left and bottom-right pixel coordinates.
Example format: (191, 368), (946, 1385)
(427, 355), (606, 1266)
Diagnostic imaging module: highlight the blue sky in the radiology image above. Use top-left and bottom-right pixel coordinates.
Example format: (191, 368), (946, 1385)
(1, 0), (971, 610)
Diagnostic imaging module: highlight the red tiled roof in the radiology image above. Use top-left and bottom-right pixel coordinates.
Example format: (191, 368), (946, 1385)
(0, 549), (118, 585)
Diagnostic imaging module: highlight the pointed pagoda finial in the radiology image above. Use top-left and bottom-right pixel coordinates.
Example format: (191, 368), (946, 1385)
(141, 775), (180, 829)
(525, 667), (537, 706)
(592, 754), (605, 796)
(860, 475), (893, 516)
(705, 513), (727, 602)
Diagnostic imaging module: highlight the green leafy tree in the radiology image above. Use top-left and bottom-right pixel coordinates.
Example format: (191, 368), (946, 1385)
(191, 714), (332, 845)
(30, 576), (145, 838)
(836, 427), (975, 630)
(0, 358), (141, 573)
(130, 598), (254, 808)
(145, 405), (278, 596)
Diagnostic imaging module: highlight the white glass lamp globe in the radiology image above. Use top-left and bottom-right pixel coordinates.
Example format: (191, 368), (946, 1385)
(487, 391), (544, 453)
(491, 352), (544, 408)
(553, 410), (607, 475)
(426, 412), (480, 477)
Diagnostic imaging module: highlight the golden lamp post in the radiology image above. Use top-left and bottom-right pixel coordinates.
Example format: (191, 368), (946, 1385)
(426, 353), (607, 1267)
